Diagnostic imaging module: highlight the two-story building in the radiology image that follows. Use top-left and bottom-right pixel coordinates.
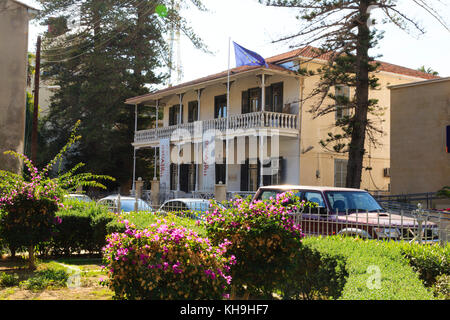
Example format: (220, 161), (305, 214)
(126, 46), (438, 201)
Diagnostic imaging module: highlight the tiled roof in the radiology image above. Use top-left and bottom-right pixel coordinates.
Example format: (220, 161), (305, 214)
(126, 63), (295, 104)
(126, 46), (439, 104)
(266, 45), (440, 80)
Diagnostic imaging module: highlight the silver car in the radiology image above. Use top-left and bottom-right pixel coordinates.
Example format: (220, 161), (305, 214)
(97, 195), (153, 213)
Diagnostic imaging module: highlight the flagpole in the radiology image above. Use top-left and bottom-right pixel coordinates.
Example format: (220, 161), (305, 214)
(225, 37), (231, 187)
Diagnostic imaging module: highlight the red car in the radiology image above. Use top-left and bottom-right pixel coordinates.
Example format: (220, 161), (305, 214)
(253, 185), (440, 242)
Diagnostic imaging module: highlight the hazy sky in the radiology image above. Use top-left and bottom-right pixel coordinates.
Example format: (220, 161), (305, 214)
(25, 0), (450, 83)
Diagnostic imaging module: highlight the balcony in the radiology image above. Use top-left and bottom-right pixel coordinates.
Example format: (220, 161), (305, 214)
(133, 111), (299, 148)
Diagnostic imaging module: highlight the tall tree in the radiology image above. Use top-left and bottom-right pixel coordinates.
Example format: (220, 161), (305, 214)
(35, 0), (207, 191)
(260, 0), (448, 188)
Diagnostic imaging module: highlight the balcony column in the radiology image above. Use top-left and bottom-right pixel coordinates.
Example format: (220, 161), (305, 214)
(133, 104), (138, 192)
(154, 99), (159, 180)
(195, 89), (203, 192)
(177, 93), (184, 193)
(260, 74), (265, 187)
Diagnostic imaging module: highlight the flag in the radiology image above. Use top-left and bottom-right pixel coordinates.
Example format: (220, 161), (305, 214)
(233, 42), (268, 68)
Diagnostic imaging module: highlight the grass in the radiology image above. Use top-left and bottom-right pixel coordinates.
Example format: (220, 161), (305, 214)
(0, 255), (113, 300)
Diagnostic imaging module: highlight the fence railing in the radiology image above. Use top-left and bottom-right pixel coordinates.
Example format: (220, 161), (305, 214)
(134, 111), (299, 145)
(290, 205), (449, 244)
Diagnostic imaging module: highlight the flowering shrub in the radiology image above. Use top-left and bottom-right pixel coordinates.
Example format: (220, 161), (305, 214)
(101, 218), (236, 300)
(204, 192), (308, 298)
(0, 121), (113, 268)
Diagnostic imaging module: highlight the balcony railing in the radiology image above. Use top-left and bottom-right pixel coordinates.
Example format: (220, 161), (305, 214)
(134, 111), (299, 146)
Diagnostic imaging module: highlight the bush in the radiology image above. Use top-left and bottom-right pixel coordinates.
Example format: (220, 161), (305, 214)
(0, 121), (113, 268)
(204, 192), (306, 298)
(284, 244), (348, 300)
(0, 195), (60, 264)
(433, 274), (450, 299)
(0, 272), (20, 288)
(20, 268), (69, 291)
(101, 218), (235, 300)
(45, 199), (116, 256)
(301, 237), (435, 300)
(391, 241), (450, 288)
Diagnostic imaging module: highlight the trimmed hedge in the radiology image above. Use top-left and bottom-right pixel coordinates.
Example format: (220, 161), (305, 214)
(41, 199), (117, 256)
(390, 241), (449, 287)
(299, 237), (435, 300)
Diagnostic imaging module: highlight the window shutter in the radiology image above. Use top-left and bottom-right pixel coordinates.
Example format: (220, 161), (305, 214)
(240, 160), (249, 191)
(265, 85), (273, 112)
(242, 91), (249, 114)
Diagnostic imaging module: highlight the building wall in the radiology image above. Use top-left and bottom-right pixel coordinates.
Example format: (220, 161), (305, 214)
(0, 0), (30, 173)
(297, 59), (428, 192)
(150, 59), (432, 193)
(390, 79), (450, 195)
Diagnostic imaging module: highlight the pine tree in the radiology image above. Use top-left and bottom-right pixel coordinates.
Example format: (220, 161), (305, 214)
(35, 0), (207, 191)
(260, 0), (448, 189)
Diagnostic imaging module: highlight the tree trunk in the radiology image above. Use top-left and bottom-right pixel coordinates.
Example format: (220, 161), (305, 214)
(28, 245), (36, 270)
(346, 1), (371, 189)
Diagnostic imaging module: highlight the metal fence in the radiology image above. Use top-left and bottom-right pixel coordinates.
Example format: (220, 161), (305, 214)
(290, 204), (449, 245)
(102, 189), (450, 244)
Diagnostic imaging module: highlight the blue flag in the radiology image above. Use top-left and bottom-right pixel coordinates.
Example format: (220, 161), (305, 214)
(233, 42), (268, 68)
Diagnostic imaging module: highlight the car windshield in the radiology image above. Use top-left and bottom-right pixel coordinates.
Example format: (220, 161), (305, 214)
(325, 191), (383, 213)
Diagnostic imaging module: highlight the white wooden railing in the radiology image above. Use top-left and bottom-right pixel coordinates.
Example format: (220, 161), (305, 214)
(134, 111), (299, 145)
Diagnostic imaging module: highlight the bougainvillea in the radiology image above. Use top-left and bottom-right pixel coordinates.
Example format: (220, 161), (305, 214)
(101, 218), (236, 300)
(0, 121), (113, 268)
(203, 192), (310, 298)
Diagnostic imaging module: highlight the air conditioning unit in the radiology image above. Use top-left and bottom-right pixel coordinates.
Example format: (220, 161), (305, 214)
(383, 168), (391, 178)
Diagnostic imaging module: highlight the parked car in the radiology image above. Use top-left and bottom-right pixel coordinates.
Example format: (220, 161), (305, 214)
(97, 195), (153, 213)
(253, 185), (440, 242)
(158, 198), (222, 219)
(64, 193), (93, 203)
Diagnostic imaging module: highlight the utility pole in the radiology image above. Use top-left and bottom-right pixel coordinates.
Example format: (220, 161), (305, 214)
(31, 36), (41, 163)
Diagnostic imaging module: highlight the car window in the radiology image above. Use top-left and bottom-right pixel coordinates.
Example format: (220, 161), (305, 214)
(325, 191), (383, 213)
(162, 201), (186, 212)
(187, 202), (209, 212)
(258, 190), (301, 201)
(303, 192), (325, 207)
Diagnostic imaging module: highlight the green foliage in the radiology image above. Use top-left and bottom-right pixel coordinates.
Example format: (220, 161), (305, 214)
(204, 193), (307, 298)
(284, 244), (348, 300)
(389, 241), (450, 288)
(20, 268), (69, 291)
(0, 196), (59, 250)
(101, 218), (234, 300)
(433, 274), (450, 300)
(437, 186), (450, 198)
(0, 121), (114, 267)
(36, 0), (208, 188)
(300, 237), (435, 300)
(44, 199), (116, 256)
(0, 272), (20, 288)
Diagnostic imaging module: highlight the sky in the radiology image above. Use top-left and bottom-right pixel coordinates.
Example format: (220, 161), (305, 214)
(24, 0), (450, 83)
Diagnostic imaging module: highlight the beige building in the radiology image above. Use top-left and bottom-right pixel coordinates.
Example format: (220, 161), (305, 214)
(0, 0), (38, 173)
(126, 46), (437, 199)
(389, 77), (450, 198)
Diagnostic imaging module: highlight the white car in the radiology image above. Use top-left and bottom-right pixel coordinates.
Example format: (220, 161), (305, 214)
(64, 193), (93, 203)
(158, 198), (222, 219)
(97, 195), (153, 213)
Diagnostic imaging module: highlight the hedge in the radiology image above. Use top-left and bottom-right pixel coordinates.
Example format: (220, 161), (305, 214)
(299, 237), (435, 300)
(40, 199), (117, 256)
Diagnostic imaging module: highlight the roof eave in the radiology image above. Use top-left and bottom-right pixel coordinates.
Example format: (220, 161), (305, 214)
(125, 66), (298, 106)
